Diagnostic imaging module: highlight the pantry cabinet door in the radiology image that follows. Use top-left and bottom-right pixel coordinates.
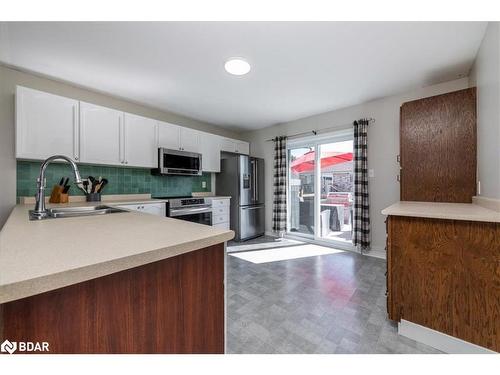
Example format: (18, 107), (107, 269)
(157, 121), (181, 151)
(16, 86), (79, 161)
(180, 127), (200, 153)
(80, 102), (123, 166)
(124, 113), (157, 168)
(200, 132), (221, 172)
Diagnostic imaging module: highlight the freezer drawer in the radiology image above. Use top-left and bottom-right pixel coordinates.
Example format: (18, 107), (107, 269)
(238, 204), (265, 241)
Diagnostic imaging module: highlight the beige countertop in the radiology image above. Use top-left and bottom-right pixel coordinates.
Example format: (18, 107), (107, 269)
(381, 201), (500, 223)
(0, 202), (234, 304)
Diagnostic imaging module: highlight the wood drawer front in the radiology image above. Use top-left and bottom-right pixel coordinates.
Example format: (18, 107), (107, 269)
(213, 205), (229, 216)
(213, 214), (229, 224)
(212, 199), (230, 208)
(213, 222), (230, 230)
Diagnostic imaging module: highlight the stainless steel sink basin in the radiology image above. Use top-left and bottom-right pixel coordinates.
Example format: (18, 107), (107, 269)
(45, 205), (127, 218)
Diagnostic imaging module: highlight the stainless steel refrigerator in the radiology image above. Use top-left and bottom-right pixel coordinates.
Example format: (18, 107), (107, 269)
(216, 154), (265, 241)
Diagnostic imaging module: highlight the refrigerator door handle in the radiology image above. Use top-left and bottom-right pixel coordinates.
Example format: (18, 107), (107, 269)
(241, 205), (263, 210)
(251, 160), (256, 202)
(254, 163), (259, 202)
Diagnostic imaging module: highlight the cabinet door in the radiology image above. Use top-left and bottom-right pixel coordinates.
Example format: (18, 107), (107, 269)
(124, 113), (157, 168)
(400, 88), (476, 203)
(199, 132), (221, 172)
(220, 138), (236, 153)
(235, 141), (249, 155)
(16, 86), (79, 161)
(180, 127), (200, 153)
(80, 102), (123, 166)
(141, 203), (166, 216)
(157, 121), (181, 150)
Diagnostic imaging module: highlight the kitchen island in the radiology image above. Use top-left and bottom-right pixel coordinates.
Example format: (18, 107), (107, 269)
(382, 200), (499, 353)
(0, 201), (234, 353)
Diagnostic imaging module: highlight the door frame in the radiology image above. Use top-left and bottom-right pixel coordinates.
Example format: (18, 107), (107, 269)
(286, 128), (356, 252)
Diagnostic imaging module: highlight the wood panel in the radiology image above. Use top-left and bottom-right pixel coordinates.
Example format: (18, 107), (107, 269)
(400, 88), (477, 203)
(0, 244), (225, 354)
(387, 216), (500, 351)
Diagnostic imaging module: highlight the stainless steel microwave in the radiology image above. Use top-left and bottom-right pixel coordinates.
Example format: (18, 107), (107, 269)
(155, 148), (202, 176)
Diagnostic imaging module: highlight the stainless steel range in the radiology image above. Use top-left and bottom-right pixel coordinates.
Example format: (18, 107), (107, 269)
(161, 196), (212, 226)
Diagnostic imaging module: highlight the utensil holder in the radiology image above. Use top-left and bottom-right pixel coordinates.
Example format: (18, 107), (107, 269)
(86, 193), (101, 202)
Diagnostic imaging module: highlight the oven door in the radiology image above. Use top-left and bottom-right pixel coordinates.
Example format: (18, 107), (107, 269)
(169, 206), (213, 226)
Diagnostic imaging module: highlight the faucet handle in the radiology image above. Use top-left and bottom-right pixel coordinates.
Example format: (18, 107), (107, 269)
(36, 177), (47, 188)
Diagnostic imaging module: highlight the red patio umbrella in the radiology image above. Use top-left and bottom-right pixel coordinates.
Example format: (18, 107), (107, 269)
(290, 150), (353, 173)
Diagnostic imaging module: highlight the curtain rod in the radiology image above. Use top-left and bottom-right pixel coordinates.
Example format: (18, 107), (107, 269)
(265, 118), (375, 142)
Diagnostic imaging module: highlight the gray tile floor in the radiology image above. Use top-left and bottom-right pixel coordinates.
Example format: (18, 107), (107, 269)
(226, 237), (442, 354)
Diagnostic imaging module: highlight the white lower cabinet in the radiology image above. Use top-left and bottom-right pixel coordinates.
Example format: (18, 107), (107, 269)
(208, 198), (230, 229)
(115, 202), (166, 216)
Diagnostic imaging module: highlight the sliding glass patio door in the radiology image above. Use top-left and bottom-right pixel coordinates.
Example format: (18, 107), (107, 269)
(287, 130), (354, 249)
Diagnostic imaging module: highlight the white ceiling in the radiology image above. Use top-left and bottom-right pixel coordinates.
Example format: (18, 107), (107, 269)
(0, 22), (487, 131)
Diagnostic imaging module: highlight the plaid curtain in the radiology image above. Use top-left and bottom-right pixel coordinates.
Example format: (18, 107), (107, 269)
(272, 136), (287, 233)
(353, 119), (370, 251)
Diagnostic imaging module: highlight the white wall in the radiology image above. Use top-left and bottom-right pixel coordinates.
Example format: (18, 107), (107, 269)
(469, 22), (500, 199)
(0, 64), (243, 228)
(243, 78), (471, 254)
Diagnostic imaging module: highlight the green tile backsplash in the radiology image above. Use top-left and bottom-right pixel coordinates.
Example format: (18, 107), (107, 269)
(17, 161), (211, 199)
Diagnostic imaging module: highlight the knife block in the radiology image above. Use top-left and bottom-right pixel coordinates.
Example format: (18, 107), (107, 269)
(49, 185), (68, 203)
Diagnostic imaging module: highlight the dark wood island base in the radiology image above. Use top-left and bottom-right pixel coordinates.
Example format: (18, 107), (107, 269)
(0, 244), (225, 354)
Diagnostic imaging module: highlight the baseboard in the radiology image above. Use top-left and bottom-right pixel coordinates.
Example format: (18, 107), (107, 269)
(363, 246), (386, 260)
(398, 319), (496, 354)
(472, 195), (500, 212)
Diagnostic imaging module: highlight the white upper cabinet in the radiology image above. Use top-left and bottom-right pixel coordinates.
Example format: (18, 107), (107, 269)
(157, 121), (181, 150)
(15, 86), (250, 171)
(16, 86), (79, 161)
(79, 102), (123, 166)
(235, 141), (250, 155)
(158, 121), (200, 153)
(179, 127), (200, 153)
(199, 132), (221, 172)
(124, 113), (157, 168)
(220, 137), (249, 155)
(220, 137), (236, 153)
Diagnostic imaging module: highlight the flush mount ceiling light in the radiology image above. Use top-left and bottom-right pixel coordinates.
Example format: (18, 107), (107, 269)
(224, 58), (251, 76)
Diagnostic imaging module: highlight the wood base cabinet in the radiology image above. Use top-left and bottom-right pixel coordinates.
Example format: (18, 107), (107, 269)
(0, 244), (225, 354)
(386, 216), (500, 352)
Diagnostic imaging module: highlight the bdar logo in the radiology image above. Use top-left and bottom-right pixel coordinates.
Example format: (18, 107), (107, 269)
(1, 340), (17, 354)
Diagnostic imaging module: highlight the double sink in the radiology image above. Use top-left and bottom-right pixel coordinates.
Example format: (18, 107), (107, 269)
(45, 205), (126, 218)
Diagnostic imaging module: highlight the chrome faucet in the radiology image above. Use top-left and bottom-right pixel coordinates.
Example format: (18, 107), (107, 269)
(29, 155), (84, 220)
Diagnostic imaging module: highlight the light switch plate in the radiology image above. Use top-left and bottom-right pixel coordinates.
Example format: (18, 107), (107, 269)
(368, 169), (375, 178)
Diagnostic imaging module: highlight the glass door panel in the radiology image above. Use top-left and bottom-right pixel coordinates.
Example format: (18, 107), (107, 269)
(287, 146), (315, 237)
(318, 140), (354, 244)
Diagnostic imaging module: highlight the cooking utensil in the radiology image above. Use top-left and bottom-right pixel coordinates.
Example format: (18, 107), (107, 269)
(88, 176), (97, 193)
(96, 178), (108, 193)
